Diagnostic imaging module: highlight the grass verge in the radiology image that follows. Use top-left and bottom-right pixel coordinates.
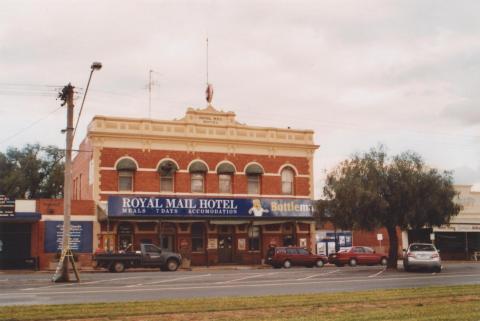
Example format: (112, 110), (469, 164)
(0, 285), (479, 321)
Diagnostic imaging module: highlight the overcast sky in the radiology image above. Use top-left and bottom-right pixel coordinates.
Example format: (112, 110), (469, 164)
(1, 0), (479, 196)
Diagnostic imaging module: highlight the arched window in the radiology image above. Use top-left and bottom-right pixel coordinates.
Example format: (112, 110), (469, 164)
(191, 223), (205, 252)
(158, 160), (178, 192)
(217, 162), (235, 194)
(281, 167), (295, 195)
(116, 158), (137, 191)
(189, 161), (208, 193)
(245, 163), (263, 195)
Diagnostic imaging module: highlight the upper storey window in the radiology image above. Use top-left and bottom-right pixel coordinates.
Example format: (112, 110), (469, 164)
(116, 158), (137, 192)
(158, 160), (178, 192)
(245, 164), (263, 195)
(281, 167), (295, 195)
(189, 161), (208, 193)
(217, 162), (235, 194)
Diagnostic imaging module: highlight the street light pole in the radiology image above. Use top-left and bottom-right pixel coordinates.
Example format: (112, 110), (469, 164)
(73, 62), (102, 142)
(52, 83), (75, 283)
(53, 62), (102, 283)
(61, 84), (75, 281)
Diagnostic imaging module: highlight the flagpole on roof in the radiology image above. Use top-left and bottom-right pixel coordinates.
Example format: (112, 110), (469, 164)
(206, 37), (209, 86)
(205, 37), (213, 105)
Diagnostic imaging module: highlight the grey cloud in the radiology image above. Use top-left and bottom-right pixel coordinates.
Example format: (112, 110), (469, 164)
(442, 100), (480, 126)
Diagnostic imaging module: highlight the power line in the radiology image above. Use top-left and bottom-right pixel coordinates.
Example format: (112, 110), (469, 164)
(0, 106), (63, 146)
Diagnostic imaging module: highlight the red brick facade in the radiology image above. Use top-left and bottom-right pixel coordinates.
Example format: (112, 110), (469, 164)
(96, 148), (310, 198)
(34, 199), (96, 270)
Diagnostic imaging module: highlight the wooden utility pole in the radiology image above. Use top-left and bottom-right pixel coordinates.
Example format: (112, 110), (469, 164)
(53, 83), (79, 282)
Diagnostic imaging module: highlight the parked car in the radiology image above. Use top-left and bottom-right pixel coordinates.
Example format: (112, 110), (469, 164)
(93, 243), (182, 272)
(328, 246), (388, 267)
(403, 243), (441, 272)
(266, 246), (328, 268)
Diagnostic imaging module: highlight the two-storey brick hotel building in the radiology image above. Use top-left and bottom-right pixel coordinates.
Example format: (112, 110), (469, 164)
(72, 105), (318, 266)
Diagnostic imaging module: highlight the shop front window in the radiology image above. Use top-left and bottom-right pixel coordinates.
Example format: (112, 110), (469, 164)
(191, 223), (205, 252)
(248, 226), (260, 251)
(283, 234), (295, 247)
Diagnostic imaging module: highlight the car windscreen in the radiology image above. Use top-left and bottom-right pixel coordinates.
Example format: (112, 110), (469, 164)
(410, 244), (435, 251)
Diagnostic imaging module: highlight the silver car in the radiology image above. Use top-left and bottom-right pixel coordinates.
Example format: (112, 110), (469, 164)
(403, 243), (442, 272)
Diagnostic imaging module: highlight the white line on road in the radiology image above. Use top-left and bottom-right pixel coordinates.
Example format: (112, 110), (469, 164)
(368, 268), (386, 278)
(125, 274), (211, 288)
(215, 272), (277, 284)
(296, 270), (340, 280)
(5, 273), (480, 297)
(22, 276), (147, 290)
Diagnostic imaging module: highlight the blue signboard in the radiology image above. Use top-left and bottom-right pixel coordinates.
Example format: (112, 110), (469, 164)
(0, 195), (15, 217)
(108, 196), (314, 218)
(44, 221), (93, 253)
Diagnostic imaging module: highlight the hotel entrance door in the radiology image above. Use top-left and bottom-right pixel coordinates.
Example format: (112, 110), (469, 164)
(218, 226), (234, 263)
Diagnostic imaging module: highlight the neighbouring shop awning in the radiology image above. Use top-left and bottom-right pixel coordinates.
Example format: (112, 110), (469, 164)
(297, 220), (315, 224)
(97, 203), (108, 221)
(0, 212), (41, 222)
(433, 224), (480, 232)
(153, 219), (206, 223)
(209, 220), (250, 225)
(252, 220), (289, 225)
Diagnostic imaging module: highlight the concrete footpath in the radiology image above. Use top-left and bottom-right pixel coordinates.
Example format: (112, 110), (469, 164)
(0, 264), (272, 274)
(0, 260), (477, 274)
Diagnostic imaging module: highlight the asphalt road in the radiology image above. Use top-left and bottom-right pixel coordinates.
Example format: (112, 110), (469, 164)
(0, 262), (479, 306)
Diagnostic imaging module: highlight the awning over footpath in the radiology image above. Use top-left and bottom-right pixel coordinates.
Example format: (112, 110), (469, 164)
(0, 212), (41, 223)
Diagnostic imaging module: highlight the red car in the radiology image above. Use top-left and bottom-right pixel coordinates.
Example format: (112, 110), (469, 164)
(328, 246), (388, 267)
(266, 246), (328, 268)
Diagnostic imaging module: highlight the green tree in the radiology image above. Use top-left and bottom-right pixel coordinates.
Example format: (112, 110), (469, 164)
(321, 146), (461, 268)
(0, 144), (64, 199)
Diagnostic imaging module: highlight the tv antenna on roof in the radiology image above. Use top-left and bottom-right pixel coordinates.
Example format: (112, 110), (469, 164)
(148, 70), (161, 118)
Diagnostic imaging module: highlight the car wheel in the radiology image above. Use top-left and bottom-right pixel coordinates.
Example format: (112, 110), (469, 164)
(433, 266), (441, 273)
(380, 257), (388, 266)
(349, 258), (357, 267)
(113, 261), (125, 273)
(166, 259), (179, 272)
(315, 260), (325, 268)
(283, 260), (292, 269)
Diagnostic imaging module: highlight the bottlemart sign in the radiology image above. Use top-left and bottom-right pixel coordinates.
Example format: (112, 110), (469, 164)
(108, 196), (314, 218)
